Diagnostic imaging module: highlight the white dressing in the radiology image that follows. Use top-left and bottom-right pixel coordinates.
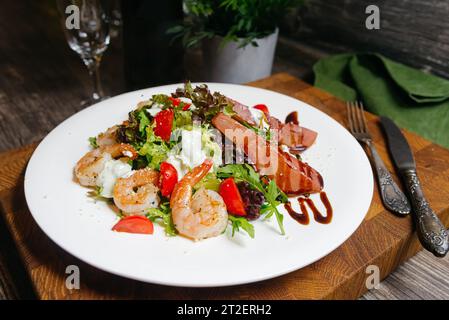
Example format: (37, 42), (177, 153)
(179, 97), (192, 104)
(166, 127), (221, 179)
(146, 107), (162, 117)
(181, 128), (205, 167)
(96, 159), (133, 198)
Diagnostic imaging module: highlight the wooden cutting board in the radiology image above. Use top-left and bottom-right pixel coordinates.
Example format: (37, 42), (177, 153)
(0, 73), (448, 300)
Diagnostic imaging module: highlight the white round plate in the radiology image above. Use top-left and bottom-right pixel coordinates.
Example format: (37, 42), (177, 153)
(24, 83), (373, 287)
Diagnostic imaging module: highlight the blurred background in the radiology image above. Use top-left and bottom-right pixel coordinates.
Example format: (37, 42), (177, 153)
(1, 0), (447, 153)
(3, 1), (447, 100)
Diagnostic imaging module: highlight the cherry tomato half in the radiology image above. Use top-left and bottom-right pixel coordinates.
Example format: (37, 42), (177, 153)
(219, 177), (246, 216)
(112, 216), (154, 234)
(253, 104), (270, 118)
(169, 97), (191, 111)
(160, 162), (178, 197)
(154, 108), (174, 141)
(168, 97), (180, 106)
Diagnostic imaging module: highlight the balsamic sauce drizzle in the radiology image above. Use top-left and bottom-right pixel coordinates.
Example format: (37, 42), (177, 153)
(284, 192), (333, 225)
(282, 111), (332, 226)
(285, 200), (310, 225)
(285, 111), (299, 125)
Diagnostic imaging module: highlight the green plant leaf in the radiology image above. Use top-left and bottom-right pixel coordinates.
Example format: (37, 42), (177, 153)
(166, 25), (184, 34)
(168, 0), (304, 49)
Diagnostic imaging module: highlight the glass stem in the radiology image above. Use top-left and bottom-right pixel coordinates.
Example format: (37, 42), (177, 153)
(85, 56), (104, 100)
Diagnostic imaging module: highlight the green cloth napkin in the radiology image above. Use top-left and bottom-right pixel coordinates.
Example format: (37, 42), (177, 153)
(313, 53), (449, 149)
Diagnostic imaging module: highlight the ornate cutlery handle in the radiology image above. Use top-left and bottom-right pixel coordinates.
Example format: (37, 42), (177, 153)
(402, 169), (449, 257)
(367, 142), (411, 216)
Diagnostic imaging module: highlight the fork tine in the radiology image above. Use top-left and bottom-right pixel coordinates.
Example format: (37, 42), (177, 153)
(355, 101), (364, 133)
(346, 102), (354, 132)
(354, 101), (362, 133)
(348, 101), (359, 133)
(358, 101), (368, 133)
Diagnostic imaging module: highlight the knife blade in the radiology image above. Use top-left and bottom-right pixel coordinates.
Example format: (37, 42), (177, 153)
(380, 116), (449, 257)
(379, 117), (416, 171)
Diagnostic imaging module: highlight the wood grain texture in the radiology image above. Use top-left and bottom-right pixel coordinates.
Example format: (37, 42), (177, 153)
(361, 249), (449, 300)
(1, 73), (449, 300)
(284, 0), (449, 79)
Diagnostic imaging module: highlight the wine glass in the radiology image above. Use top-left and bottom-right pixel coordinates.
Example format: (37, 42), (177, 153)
(109, 0), (122, 38)
(57, 0), (110, 107)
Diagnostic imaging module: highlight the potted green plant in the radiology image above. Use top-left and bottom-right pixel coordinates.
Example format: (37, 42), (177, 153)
(168, 0), (304, 83)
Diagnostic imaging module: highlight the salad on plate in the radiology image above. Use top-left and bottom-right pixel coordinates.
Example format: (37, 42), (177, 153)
(74, 82), (323, 240)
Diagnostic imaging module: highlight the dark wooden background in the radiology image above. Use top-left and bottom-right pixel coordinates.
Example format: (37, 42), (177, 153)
(281, 0), (449, 79)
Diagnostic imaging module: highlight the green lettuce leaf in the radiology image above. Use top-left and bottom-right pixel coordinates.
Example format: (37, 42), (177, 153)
(88, 136), (98, 148)
(194, 173), (221, 192)
(139, 126), (170, 170)
(137, 109), (151, 133)
(147, 202), (177, 237)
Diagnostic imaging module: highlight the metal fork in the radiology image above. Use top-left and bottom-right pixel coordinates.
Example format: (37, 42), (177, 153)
(347, 101), (411, 216)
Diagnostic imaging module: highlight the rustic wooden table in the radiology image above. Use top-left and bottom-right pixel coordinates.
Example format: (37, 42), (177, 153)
(0, 1), (448, 300)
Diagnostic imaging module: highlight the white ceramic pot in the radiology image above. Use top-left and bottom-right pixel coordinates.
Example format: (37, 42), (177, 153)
(202, 29), (279, 84)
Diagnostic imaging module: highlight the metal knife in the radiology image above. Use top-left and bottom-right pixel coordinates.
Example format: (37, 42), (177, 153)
(380, 116), (449, 257)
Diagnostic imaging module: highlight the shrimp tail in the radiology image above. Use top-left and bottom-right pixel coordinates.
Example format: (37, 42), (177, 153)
(170, 159), (213, 207)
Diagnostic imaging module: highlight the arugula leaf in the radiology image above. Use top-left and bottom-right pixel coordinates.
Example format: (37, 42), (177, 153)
(146, 203), (177, 236)
(217, 164), (262, 192)
(228, 215), (255, 238)
(217, 164), (287, 235)
(88, 136), (98, 148)
(266, 179), (283, 203)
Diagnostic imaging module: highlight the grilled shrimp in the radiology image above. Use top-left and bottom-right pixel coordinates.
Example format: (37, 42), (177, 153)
(170, 159), (228, 240)
(113, 168), (160, 215)
(74, 143), (137, 187)
(97, 125), (119, 147)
